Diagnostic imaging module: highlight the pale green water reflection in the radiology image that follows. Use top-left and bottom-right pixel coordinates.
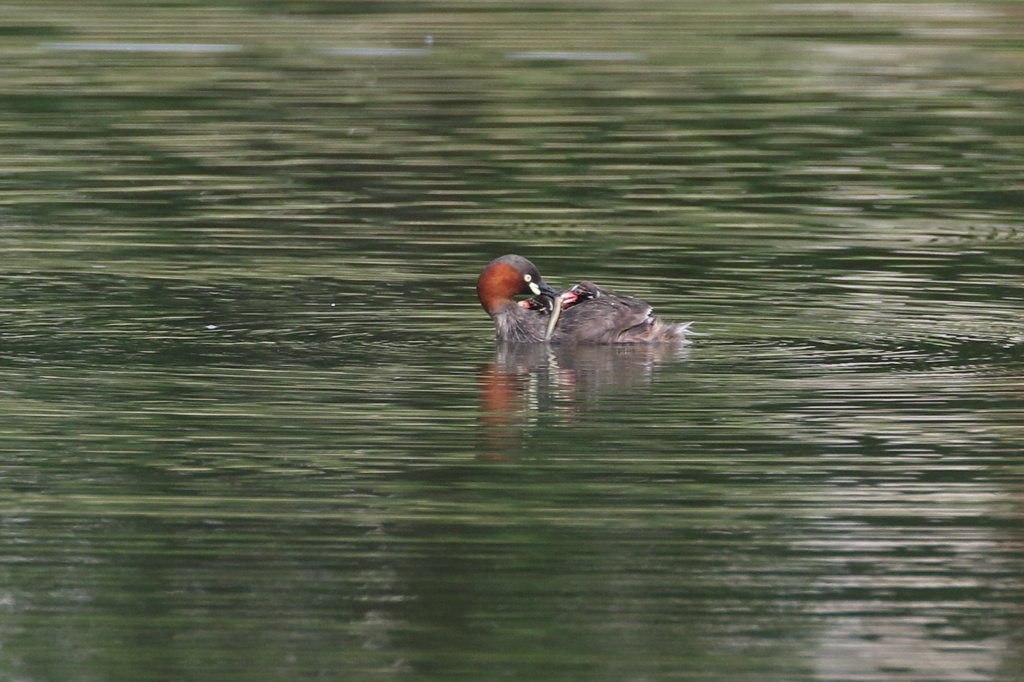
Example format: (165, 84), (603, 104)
(0, 1), (1023, 681)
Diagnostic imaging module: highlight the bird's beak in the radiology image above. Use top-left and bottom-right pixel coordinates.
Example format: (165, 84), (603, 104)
(530, 279), (557, 298)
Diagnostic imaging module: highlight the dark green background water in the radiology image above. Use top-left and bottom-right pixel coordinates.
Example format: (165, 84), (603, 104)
(1, 1), (1023, 680)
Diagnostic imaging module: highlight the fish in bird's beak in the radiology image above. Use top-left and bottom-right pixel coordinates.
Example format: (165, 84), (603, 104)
(544, 291), (569, 341)
(519, 279), (559, 313)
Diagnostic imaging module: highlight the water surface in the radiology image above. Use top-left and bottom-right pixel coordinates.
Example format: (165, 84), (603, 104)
(1, 1), (1023, 680)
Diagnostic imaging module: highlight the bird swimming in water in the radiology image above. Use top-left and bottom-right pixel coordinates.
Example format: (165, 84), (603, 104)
(476, 254), (691, 344)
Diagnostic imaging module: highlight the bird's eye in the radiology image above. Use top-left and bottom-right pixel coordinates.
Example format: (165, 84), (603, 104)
(523, 274), (532, 282)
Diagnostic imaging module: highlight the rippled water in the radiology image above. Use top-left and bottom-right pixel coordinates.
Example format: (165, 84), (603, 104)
(1, 1), (1023, 680)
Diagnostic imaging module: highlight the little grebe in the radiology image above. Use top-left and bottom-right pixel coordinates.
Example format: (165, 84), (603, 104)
(477, 254), (691, 344)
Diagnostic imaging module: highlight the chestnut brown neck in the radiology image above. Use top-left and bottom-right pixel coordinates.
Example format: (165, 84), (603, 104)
(477, 262), (525, 317)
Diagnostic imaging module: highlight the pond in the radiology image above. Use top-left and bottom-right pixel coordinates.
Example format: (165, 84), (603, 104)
(1, 1), (1023, 680)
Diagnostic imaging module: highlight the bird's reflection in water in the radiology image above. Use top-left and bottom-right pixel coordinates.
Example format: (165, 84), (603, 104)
(477, 342), (687, 458)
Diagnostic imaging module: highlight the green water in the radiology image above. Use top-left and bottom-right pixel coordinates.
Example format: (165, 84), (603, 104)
(0, 1), (1022, 680)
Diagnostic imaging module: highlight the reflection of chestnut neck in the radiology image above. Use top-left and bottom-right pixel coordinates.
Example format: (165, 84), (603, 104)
(476, 360), (532, 460)
(476, 343), (687, 459)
